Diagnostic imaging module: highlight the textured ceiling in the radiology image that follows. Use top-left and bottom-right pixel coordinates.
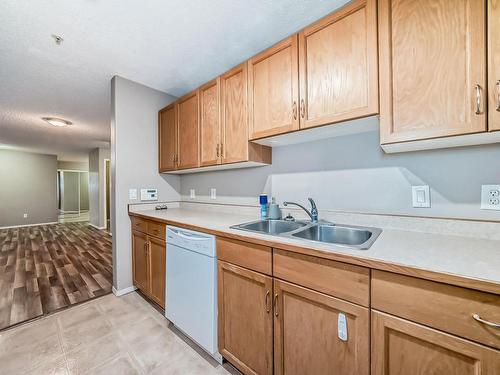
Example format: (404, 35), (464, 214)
(0, 0), (348, 161)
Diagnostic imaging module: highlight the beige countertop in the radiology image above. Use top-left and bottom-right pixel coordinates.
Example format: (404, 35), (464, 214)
(129, 207), (500, 294)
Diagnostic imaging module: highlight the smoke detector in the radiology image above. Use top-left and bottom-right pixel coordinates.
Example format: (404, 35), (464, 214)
(51, 34), (64, 45)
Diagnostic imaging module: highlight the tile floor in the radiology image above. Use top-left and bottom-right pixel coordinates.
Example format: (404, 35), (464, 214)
(0, 292), (238, 375)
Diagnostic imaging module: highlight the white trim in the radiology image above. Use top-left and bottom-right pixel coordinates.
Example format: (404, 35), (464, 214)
(0, 221), (58, 229)
(112, 285), (137, 296)
(382, 131), (500, 153)
(103, 158), (110, 228)
(89, 223), (107, 230)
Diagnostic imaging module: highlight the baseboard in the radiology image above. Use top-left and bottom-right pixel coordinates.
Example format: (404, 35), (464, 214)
(88, 223), (107, 230)
(0, 221), (59, 230)
(112, 285), (137, 297)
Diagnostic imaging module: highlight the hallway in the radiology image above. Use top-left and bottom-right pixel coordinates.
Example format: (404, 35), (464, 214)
(0, 223), (112, 330)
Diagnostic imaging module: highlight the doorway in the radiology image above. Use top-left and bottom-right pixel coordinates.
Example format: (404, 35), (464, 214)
(57, 169), (89, 223)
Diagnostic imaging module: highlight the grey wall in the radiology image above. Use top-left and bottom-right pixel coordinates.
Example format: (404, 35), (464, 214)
(181, 130), (500, 221)
(89, 147), (110, 228)
(0, 150), (58, 227)
(111, 76), (179, 292)
(80, 172), (89, 210)
(57, 160), (88, 171)
(61, 171), (80, 212)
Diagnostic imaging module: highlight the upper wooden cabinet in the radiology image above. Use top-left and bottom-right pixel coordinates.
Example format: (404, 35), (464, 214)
(379, 0), (487, 144)
(158, 104), (177, 172)
(177, 91), (200, 169)
(489, 0), (500, 132)
(220, 63), (250, 164)
(200, 79), (221, 166)
(248, 36), (300, 139)
(298, 0), (378, 130)
(372, 311), (500, 375)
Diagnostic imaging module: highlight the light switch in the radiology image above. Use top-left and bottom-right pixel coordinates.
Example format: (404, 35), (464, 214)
(190, 189), (196, 199)
(129, 188), (137, 200)
(210, 188), (216, 199)
(412, 185), (430, 208)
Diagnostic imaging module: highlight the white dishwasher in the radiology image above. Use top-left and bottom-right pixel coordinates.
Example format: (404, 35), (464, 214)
(165, 225), (222, 363)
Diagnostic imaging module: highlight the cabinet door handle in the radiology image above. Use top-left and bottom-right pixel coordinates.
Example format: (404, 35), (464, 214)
(172, 154), (175, 163)
(300, 99), (305, 119)
(473, 314), (500, 329)
(220, 143), (224, 158)
(265, 290), (271, 313)
(216, 143), (220, 158)
(292, 101), (297, 120)
(496, 80), (500, 112)
(475, 84), (482, 115)
(273, 293), (279, 317)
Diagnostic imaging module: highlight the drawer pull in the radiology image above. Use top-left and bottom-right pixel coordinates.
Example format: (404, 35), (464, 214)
(472, 314), (500, 329)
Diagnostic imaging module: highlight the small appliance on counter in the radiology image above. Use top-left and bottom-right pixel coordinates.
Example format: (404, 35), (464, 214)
(165, 225), (222, 363)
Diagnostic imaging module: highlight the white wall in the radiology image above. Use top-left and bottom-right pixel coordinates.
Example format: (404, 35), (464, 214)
(89, 147), (110, 228)
(180, 130), (500, 221)
(111, 76), (179, 292)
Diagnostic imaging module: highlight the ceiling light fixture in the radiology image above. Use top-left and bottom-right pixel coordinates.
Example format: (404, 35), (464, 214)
(42, 117), (72, 127)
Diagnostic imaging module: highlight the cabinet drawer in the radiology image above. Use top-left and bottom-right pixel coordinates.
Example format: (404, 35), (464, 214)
(372, 270), (500, 350)
(273, 249), (370, 307)
(147, 221), (166, 240)
(131, 216), (148, 233)
(216, 237), (272, 276)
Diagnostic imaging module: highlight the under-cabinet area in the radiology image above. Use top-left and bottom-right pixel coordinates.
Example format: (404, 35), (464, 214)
(129, 212), (500, 375)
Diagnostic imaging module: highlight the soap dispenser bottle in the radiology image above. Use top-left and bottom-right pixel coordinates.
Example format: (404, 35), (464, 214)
(259, 194), (268, 220)
(268, 197), (281, 220)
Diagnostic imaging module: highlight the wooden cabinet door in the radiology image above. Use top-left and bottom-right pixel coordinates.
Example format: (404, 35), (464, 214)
(489, 0), (500, 131)
(220, 64), (249, 164)
(372, 311), (500, 375)
(132, 230), (149, 295)
(248, 35), (299, 139)
(177, 91), (199, 169)
(200, 79), (221, 166)
(148, 236), (166, 309)
(158, 104), (177, 172)
(379, 0), (487, 143)
(218, 261), (273, 375)
(274, 279), (369, 375)
(298, 0), (378, 130)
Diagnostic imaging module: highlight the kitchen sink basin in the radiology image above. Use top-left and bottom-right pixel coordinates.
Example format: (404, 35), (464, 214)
(231, 219), (381, 250)
(231, 219), (307, 235)
(291, 224), (380, 249)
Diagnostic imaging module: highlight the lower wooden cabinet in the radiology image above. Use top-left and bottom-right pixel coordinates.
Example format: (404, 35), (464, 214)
(148, 236), (166, 308)
(371, 311), (500, 375)
(131, 227), (166, 309)
(218, 261), (273, 375)
(273, 279), (369, 375)
(132, 230), (149, 293)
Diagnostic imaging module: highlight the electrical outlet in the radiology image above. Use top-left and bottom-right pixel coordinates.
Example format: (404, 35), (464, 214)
(23, 213), (28, 218)
(190, 189), (196, 199)
(210, 188), (216, 199)
(481, 185), (500, 210)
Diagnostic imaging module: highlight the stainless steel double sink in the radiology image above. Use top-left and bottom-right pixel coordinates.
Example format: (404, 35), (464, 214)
(231, 219), (381, 250)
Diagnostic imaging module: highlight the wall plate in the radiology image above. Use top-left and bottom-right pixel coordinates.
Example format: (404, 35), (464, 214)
(412, 185), (430, 208)
(481, 185), (500, 210)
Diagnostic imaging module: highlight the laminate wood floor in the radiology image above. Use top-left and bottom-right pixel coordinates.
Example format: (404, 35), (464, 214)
(0, 223), (112, 331)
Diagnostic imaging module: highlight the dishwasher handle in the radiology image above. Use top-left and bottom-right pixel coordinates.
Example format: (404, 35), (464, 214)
(168, 228), (210, 241)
